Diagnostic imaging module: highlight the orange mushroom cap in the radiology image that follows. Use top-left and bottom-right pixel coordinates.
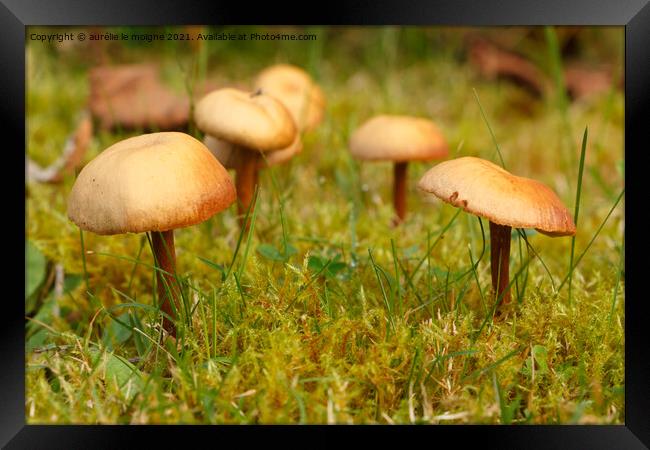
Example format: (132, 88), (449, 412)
(418, 156), (576, 236)
(349, 115), (449, 162)
(67, 132), (236, 235)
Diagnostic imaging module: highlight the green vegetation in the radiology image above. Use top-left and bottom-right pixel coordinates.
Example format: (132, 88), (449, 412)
(26, 26), (624, 424)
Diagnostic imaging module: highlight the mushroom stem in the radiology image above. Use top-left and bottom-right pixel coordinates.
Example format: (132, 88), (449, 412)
(393, 161), (408, 224)
(489, 221), (512, 307)
(152, 230), (180, 337)
(236, 148), (260, 229)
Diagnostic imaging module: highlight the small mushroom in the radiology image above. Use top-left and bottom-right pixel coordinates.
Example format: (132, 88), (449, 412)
(203, 133), (302, 171)
(194, 88), (297, 227)
(254, 64), (326, 132)
(349, 115), (449, 224)
(418, 156), (576, 307)
(67, 132), (236, 337)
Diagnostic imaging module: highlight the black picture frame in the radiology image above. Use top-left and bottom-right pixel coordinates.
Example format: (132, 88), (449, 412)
(7, 0), (649, 447)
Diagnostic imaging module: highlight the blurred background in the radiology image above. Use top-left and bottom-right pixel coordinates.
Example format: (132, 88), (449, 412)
(26, 25), (623, 173)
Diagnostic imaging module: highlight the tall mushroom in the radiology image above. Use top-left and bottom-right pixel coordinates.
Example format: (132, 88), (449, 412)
(194, 88), (297, 227)
(417, 156), (576, 307)
(67, 132), (236, 337)
(349, 115), (448, 224)
(254, 64), (326, 133)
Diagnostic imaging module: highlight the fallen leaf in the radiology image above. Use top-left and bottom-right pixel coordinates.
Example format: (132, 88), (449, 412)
(564, 63), (614, 100)
(468, 37), (549, 97)
(467, 28), (532, 52)
(89, 64), (190, 131)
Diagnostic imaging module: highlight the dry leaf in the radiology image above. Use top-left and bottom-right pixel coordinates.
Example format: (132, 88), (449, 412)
(564, 63), (614, 100)
(468, 37), (549, 97)
(89, 64), (190, 131)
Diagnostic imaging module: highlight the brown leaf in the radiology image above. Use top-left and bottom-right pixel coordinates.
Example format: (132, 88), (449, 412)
(468, 37), (549, 97)
(564, 63), (614, 100)
(27, 112), (93, 184)
(467, 28), (532, 52)
(89, 64), (190, 131)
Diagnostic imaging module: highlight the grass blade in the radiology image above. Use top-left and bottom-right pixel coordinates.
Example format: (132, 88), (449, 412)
(368, 248), (396, 335)
(79, 229), (90, 294)
(517, 229), (556, 292)
(390, 239), (402, 317)
(463, 346), (525, 382)
(544, 26), (568, 115)
(473, 88), (505, 168)
(568, 127), (588, 305)
(558, 188), (624, 293)
(236, 185), (261, 280)
(472, 256), (533, 344)
(407, 209), (461, 286)
(127, 236), (146, 295)
(607, 234), (624, 326)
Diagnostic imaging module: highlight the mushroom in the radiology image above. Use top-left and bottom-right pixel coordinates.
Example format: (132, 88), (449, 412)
(67, 132), (236, 337)
(203, 133), (302, 171)
(349, 115), (449, 224)
(417, 156), (576, 307)
(254, 64), (326, 132)
(194, 88), (297, 227)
